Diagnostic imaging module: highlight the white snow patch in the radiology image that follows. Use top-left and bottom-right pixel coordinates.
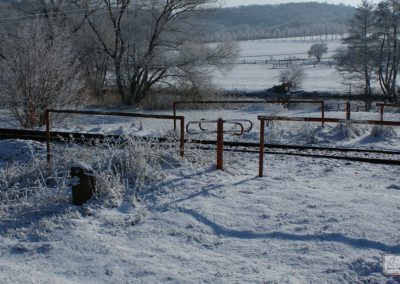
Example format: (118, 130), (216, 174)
(0, 139), (45, 167)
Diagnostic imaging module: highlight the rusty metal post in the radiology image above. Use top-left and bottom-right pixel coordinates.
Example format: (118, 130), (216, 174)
(259, 118), (265, 177)
(173, 102), (177, 131)
(346, 102), (351, 120)
(216, 118), (224, 170)
(380, 104), (384, 121)
(45, 109), (51, 163)
(179, 117), (185, 158)
(321, 101), (325, 127)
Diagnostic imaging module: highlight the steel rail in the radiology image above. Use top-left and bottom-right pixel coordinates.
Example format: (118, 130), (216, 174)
(194, 145), (400, 166)
(0, 129), (398, 166)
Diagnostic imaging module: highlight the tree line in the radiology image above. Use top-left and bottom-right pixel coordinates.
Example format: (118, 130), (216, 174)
(334, 0), (400, 103)
(196, 2), (354, 42)
(0, 0), (238, 128)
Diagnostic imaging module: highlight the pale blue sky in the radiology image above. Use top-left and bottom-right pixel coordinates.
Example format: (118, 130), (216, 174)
(221, 0), (370, 7)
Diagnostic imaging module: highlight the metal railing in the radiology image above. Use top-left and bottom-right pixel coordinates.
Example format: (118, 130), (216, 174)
(257, 115), (400, 177)
(173, 100), (326, 129)
(186, 118), (253, 170)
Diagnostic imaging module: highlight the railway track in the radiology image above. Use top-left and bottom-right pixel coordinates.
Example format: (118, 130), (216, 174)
(0, 128), (399, 165)
(194, 144), (400, 165)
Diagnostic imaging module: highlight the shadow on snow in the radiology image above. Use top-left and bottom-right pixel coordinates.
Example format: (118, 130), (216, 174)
(179, 207), (400, 254)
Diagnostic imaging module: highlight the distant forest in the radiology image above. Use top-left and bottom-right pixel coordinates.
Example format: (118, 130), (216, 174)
(197, 3), (356, 41)
(0, 1), (356, 42)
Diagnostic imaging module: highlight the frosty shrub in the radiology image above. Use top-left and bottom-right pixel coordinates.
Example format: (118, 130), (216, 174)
(0, 137), (175, 219)
(278, 65), (306, 91)
(266, 122), (317, 144)
(330, 123), (361, 140)
(0, 158), (70, 220)
(266, 103), (287, 116)
(297, 124), (317, 144)
(0, 22), (83, 128)
(370, 126), (396, 138)
(51, 137), (169, 206)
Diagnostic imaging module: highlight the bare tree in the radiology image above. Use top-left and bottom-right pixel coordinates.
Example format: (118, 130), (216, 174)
(308, 42), (328, 62)
(0, 23), (83, 128)
(74, 0), (238, 105)
(278, 65), (306, 92)
(374, 0), (400, 103)
(334, 0), (376, 98)
(73, 25), (110, 98)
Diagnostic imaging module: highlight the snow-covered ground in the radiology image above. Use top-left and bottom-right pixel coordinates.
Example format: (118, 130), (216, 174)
(211, 38), (360, 93)
(0, 104), (400, 283)
(0, 140), (399, 283)
(236, 38), (342, 59)
(212, 63), (346, 92)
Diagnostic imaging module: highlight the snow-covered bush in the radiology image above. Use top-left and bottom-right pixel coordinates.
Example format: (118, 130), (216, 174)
(0, 158), (69, 220)
(51, 137), (168, 205)
(267, 103), (287, 116)
(266, 122), (318, 144)
(0, 137), (174, 219)
(0, 22), (83, 128)
(328, 123), (366, 141)
(370, 126), (396, 138)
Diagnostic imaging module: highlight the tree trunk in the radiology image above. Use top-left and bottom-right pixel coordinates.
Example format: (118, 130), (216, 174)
(114, 59), (126, 104)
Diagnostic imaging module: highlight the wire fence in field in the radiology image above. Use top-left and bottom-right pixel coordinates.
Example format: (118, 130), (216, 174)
(225, 57), (335, 68)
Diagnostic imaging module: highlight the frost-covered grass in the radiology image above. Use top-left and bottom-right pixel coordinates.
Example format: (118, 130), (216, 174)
(0, 137), (177, 220)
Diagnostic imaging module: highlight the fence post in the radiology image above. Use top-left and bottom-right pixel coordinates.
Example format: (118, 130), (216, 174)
(173, 102), (177, 131)
(45, 109), (51, 164)
(346, 102), (351, 120)
(216, 118), (224, 170)
(180, 117), (185, 158)
(321, 101), (325, 127)
(259, 118), (265, 177)
(380, 104), (384, 121)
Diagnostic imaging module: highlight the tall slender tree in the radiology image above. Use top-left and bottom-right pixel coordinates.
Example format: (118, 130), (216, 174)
(334, 0), (376, 97)
(374, 0), (400, 103)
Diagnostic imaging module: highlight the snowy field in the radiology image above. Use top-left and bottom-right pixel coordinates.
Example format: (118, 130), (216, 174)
(1, 104), (400, 283)
(211, 38), (349, 92)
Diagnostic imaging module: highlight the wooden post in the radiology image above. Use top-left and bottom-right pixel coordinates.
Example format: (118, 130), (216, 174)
(180, 117), (185, 158)
(259, 118), (265, 177)
(173, 102), (177, 131)
(216, 118), (224, 170)
(346, 102), (351, 120)
(45, 109), (51, 164)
